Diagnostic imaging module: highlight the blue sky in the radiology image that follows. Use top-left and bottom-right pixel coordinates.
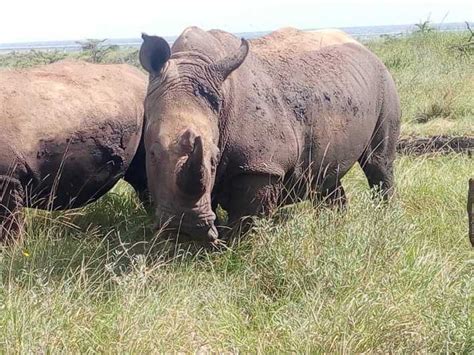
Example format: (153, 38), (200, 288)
(0, 0), (472, 43)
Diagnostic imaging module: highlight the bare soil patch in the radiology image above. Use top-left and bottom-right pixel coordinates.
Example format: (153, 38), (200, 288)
(397, 135), (474, 155)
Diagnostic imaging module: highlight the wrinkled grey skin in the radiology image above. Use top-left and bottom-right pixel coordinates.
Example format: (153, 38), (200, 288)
(140, 27), (401, 243)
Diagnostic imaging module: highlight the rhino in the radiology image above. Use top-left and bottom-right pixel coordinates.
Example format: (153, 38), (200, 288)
(139, 27), (401, 243)
(0, 60), (148, 241)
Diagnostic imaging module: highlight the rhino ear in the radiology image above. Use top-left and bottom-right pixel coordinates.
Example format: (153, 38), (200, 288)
(211, 38), (249, 82)
(140, 33), (171, 75)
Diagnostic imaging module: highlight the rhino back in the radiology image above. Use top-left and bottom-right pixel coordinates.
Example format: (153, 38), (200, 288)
(252, 27), (361, 58)
(0, 60), (147, 208)
(222, 29), (393, 181)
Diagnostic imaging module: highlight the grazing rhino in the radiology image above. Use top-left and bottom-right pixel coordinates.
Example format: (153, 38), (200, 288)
(0, 60), (148, 241)
(139, 27), (401, 243)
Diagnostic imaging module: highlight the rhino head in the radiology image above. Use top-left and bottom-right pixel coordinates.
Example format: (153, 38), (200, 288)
(139, 32), (249, 243)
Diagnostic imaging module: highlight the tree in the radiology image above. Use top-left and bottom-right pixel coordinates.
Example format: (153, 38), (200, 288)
(76, 39), (118, 63)
(414, 20), (435, 34)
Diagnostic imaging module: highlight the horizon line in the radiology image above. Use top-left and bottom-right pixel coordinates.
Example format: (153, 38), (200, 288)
(0, 21), (470, 50)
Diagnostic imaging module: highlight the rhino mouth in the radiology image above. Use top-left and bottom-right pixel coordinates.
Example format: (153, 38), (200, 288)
(154, 208), (218, 243)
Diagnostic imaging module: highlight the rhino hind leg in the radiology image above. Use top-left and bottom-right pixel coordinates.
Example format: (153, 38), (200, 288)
(0, 176), (25, 243)
(359, 77), (401, 200)
(359, 96), (399, 200)
(359, 156), (395, 199)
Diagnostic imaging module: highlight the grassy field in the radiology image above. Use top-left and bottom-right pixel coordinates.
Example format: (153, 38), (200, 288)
(366, 32), (474, 137)
(0, 32), (473, 352)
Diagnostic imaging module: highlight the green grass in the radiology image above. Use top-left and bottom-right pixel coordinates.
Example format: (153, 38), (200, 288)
(1, 31), (473, 352)
(0, 155), (472, 352)
(366, 32), (474, 136)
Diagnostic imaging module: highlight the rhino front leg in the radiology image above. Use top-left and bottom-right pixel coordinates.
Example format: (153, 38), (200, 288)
(0, 176), (25, 243)
(222, 174), (282, 236)
(123, 133), (150, 207)
(318, 179), (347, 208)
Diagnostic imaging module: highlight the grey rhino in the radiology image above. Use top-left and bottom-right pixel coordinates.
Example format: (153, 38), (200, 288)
(139, 27), (401, 243)
(0, 60), (148, 241)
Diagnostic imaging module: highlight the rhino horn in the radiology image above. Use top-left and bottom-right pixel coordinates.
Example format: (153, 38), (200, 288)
(212, 38), (250, 81)
(176, 134), (206, 197)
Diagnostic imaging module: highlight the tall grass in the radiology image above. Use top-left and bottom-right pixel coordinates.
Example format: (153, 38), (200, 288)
(0, 155), (472, 352)
(366, 31), (474, 136)
(0, 31), (472, 352)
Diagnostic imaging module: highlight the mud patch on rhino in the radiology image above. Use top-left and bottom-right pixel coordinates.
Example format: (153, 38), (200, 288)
(284, 88), (313, 122)
(32, 120), (139, 209)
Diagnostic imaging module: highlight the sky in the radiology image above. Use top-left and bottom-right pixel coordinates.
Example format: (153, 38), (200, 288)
(0, 0), (472, 43)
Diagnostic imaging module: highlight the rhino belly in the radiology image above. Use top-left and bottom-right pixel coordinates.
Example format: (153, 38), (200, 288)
(29, 124), (139, 210)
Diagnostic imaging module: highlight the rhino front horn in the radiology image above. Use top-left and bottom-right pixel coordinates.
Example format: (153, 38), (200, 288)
(176, 135), (206, 197)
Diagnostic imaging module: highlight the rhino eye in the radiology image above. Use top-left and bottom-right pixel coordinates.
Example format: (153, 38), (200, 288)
(149, 143), (159, 158)
(211, 147), (220, 170)
(210, 156), (218, 172)
(195, 83), (221, 112)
